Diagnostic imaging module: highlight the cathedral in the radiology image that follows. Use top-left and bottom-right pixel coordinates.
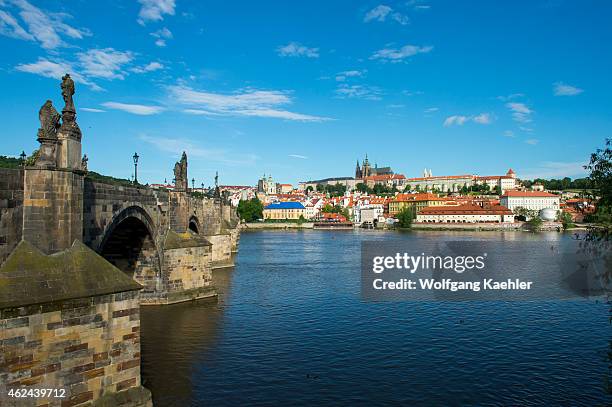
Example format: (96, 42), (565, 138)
(355, 155), (393, 179)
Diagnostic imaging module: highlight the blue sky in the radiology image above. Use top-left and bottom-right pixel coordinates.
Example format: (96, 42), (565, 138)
(1, 0), (611, 187)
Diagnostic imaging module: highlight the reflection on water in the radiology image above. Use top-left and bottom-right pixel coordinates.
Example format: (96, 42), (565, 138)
(141, 230), (611, 406)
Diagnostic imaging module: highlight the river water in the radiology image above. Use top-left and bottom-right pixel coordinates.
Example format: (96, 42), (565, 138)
(141, 230), (611, 406)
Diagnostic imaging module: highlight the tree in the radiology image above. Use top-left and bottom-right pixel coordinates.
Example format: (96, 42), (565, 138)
(305, 186), (314, 194)
(237, 197), (263, 222)
(297, 214), (306, 225)
(494, 185), (501, 195)
(557, 211), (573, 230)
(356, 183), (369, 193)
(526, 216), (543, 231)
(396, 207), (413, 229)
(586, 138), (612, 208)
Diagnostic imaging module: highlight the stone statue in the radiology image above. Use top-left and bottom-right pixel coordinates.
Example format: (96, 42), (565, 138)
(215, 171), (219, 188)
(37, 100), (61, 140)
(61, 74), (75, 111)
(173, 151), (188, 191)
(59, 73), (81, 141)
(81, 154), (88, 172)
(35, 100), (61, 168)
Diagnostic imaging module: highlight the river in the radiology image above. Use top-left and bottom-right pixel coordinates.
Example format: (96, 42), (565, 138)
(141, 230), (611, 406)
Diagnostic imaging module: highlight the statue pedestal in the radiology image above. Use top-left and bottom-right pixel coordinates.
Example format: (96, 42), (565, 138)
(57, 108), (82, 170)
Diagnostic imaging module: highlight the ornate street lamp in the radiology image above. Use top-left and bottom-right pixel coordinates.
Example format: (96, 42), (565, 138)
(19, 150), (26, 167)
(192, 178), (195, 191)
(132, 152), (139, 184)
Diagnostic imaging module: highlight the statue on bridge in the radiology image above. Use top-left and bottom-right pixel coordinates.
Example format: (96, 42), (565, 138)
(35, 100), (61, 167)
(174, 151), (188, 191)
(61, 74), (75, 112)
(59, 73), (81, 141)
(37, 100), (61, 140)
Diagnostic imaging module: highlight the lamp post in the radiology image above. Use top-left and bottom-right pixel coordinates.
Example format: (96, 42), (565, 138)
(201, 182), (204, 193)
(192, 178), (195, 191)
(19, 150), (26, 167)
(132, 152), (139, 184)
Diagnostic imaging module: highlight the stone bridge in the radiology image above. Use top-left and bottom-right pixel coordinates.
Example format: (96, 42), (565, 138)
(0, 78), (240, 306)
(0, 75), (245, 407)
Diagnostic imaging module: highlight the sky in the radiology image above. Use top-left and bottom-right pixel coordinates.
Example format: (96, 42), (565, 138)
(0, 0), (611, 187)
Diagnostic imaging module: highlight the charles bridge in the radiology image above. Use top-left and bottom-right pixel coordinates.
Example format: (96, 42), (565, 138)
(0, 75), (240, 406)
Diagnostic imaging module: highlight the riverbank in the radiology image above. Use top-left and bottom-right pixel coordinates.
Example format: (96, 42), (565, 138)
(243, 221), (570, 232)
(242, 222), (314, 230)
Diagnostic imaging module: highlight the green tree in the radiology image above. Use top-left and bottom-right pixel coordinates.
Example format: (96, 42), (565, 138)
(586, 138), (612, 208)
(237, 197), (264, 222)
(396, 207), (414, 229)
(297, 214), (306, 225)
(493, 185), (501, 195)
(305, 186), (314, 194)
(526, 216), (543, 231)
(557, 211), (573, 230)
(356, 183), (369, 193)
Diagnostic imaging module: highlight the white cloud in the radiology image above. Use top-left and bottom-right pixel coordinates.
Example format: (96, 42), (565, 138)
(81, 107), (105, 113)
(0, 9), (33, 40)
(131, 61), (164, 73)
(496, 93), (524, 102)
(472, 112), (493, 124)
(525, 138), (539, 145)
(15, 58), (101, 90)
(387, 104), (405, 108)
(289, 154), (308, 159)
(553, 82), (583, 96)
(443, 115), (469, 127)
(506, 102), (533, 123)
(150, 27), (172, 47)
(276, 42), (319, 58)
(335, 69), (366, 82)
(424, 107), (438, 113)
(151, 27), (172, 38)
(140, 134), (258, 166)
(503, 130), (515, 138)
(137, 0), (175, 25)
(520, 161), (588, 180)
(168, 85), (332, 122)
(335, 84), (382, 100)
(370, 44), (433, 62)
(364, 5), (409, 25)
(364, 5), (392, 22)
(101, 102), (164, 115)
(0, 0), (89, 49)
(519, 126), (534, 133)
(444, 113), (493, 127)
(77, 48), (134, 80)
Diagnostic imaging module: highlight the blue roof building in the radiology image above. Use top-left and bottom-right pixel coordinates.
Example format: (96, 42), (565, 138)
(264, 202), (305, 210)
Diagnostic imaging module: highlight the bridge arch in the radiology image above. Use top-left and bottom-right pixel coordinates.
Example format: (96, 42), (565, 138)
(189, 215), (200, 234)
(98, 206), (160, 286)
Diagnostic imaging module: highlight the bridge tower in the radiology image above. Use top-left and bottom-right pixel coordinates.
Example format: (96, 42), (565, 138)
(22, 74), (85, 254)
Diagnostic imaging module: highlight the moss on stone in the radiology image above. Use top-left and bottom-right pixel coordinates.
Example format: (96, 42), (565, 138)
(163, 230), (212, 250)
(0, 240), (142, 309)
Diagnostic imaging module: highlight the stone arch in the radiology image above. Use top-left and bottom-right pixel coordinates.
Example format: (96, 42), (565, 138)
(189, 215), (200, 234)
(98, 206), (160, 290)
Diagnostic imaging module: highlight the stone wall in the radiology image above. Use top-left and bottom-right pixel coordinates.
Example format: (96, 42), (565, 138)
(206, 233), (233, 268)
(0, 168), (23, 265)
(1, 292), (151, 407)
(22, 168), (84, 254)
(0, 239), (152, 407)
